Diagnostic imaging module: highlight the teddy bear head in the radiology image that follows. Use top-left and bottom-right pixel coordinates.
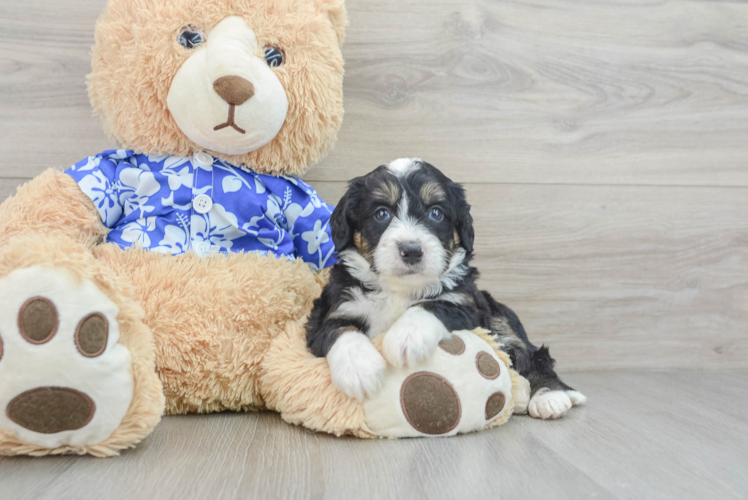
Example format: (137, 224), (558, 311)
(88, 0), (346, 176)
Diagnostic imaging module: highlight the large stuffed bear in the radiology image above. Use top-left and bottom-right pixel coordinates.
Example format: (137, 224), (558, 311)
(0, 0), (523, 457)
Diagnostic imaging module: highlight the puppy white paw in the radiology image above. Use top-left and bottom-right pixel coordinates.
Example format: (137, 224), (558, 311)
(528, 388), (572, 420)
(566, 390), (587, 406)
(513, 375), (531, 414)
(327, 331), (386, 401)
(382, 308), (448, 368)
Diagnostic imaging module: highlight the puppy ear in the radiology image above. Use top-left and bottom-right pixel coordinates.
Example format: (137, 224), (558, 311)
(449, 182), (474, 253)
(330, 178), (362, 252)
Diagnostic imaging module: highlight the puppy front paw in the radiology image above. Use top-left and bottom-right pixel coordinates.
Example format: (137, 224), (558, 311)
(528, 388), (573, 419)
(382, 308), (448, 368)
(327, 331), (386, 401)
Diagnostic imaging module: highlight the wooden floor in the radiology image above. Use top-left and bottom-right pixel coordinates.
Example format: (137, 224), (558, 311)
(1, 371), (746, 499)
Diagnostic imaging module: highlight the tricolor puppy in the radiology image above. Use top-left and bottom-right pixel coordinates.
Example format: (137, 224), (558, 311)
(306, 159), (586, 419)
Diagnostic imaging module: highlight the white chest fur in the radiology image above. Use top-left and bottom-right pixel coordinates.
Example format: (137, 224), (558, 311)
(334, 287), (415, 339)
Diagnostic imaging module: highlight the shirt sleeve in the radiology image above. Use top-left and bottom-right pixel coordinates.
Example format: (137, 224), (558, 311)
(64, 150), (130, 229)
(260, 175), (339, 270)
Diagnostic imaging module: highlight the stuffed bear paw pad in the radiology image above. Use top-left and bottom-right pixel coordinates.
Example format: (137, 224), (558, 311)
(365, 331), (514, 437)
(0, 266), (132, 449)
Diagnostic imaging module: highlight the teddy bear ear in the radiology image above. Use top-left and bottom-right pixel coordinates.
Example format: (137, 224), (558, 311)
(315, 0), (347, 46)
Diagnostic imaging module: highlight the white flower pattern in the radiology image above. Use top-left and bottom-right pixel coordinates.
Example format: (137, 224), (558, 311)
(65, 150), (337, 270)
(120, 217), (157, 248)
(301, 220), (330, 255)
(77, 168), (121, 227)
(191, 203), (246, 250)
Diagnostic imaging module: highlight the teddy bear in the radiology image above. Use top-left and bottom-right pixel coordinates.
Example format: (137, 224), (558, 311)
(0, 0), (524, 457)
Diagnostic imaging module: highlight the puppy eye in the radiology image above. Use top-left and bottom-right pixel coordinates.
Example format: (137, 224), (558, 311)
(264, 46), (285, 68)
(374, 208), (391, 222)
(429, 207), (444, 221)
(178, 25), (205, 49)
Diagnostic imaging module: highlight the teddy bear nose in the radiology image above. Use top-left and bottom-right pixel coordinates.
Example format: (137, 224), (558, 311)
(213, 75), (255, 106)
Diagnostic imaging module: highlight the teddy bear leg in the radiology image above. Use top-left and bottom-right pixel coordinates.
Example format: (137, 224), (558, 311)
(0, 171), (164, 456)
(0, 238), (164, 456)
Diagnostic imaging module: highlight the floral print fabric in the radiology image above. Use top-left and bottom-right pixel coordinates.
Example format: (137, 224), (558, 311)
(65, 150), (338, 270)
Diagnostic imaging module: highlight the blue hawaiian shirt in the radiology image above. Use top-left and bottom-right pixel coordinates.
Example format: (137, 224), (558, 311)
(65, 150), (338, 270)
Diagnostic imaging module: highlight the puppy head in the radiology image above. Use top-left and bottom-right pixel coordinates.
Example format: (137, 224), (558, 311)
(331, 158), (473, 292)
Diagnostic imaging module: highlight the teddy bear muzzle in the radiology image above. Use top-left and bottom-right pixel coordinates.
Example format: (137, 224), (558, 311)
(212, 75), (256, 134)
(167, 16), (289, 156)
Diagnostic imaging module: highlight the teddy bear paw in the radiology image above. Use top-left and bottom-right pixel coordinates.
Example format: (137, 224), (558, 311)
(327, 332), (386, 400)
(364, 331), (514, 437)
(0, 266), (133, 449)
(382, 308), (449, 368)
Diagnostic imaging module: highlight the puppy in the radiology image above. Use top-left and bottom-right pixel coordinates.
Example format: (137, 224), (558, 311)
(306, 158), (586, 419)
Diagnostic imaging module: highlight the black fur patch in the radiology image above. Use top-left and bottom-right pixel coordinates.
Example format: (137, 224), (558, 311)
(306, 264), (371, 357)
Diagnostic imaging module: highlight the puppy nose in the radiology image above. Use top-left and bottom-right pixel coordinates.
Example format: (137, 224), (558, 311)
(399, 243), (423, 265)
(213, 75), (255, 106)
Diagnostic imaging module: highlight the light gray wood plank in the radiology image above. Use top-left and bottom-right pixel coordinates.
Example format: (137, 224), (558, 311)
(2, 0), (748, 186)
(0, 0), (114, 172)
(313, 0), (748, 185)
(528, 371), (748, 500)
(1, 371), (746, 500)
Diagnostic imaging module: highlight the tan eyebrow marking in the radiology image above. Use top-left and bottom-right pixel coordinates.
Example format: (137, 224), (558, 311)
(371, 179), (401, 206)
(420, 182), (447, 205)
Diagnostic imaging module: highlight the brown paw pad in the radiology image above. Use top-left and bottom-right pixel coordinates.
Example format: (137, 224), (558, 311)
(18, 297), (59, 345)
(485, 391), (507, 420)
(75, 313), (109, 358)
(438, 335), (465, 355)
(6, 387), (96, 434)
(400, 372), (461, 435)
(476, 351), (501, 380)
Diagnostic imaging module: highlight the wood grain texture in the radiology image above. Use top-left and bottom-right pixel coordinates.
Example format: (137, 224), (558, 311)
(312, 0), (748, 186)
(2, 0), (748, 185)
(1, 371), (747, 500)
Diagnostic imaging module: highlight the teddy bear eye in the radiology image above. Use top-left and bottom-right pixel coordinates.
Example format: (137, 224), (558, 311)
(264, 46), (285, 68)
(178, 25), (205, 49)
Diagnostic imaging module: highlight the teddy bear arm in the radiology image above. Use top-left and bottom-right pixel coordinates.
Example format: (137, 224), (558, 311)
(0, 169), (107, 250)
